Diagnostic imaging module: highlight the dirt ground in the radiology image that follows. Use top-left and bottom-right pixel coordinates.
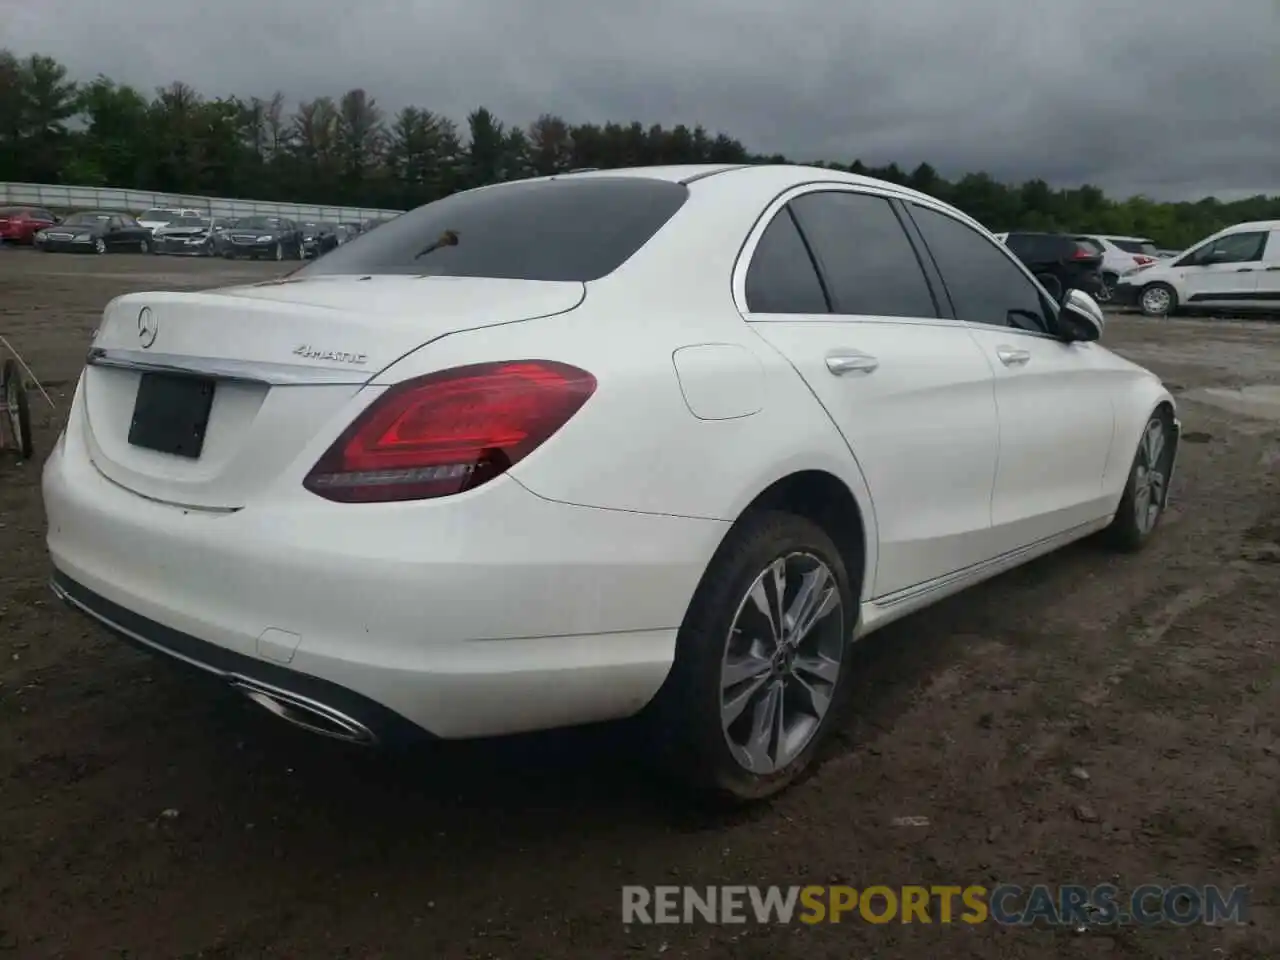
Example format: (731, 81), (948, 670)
(0, 249), (1277, 959)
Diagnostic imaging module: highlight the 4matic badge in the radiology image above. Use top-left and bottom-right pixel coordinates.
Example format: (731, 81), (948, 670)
(292, 345), (367, 365)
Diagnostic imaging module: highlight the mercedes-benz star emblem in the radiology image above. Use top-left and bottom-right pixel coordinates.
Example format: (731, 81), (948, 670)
(137, 306), (158, 349)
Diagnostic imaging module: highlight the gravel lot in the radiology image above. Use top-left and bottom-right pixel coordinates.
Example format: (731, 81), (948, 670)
(1, 251), (1277, 959)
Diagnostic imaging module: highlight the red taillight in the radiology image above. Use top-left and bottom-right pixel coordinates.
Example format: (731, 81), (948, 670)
(1133, 255), (1155, 265)
(1070, 248), (1095, 260)
(303, 360), (596, 503)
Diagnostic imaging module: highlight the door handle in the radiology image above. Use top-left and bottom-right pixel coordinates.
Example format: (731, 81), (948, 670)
(996, 346), (1031, 367)
(1236, 267), (1255, 273)
(825, 351), (879, 376)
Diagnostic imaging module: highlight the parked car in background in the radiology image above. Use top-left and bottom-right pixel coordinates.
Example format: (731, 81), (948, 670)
(1155, 248), (1182, 260)
(300, 221), (341, 258)
(1111, 219), (1280, 317)
(153, 216), (232, 256)
(1074, 235), (1161, 300)
(1002, 232), (1106, 301)
(137, 208), (202, 232)
(0, 206), (59, 245)
(35, 212), (155, 254)
(339, 222), (362, 240)
(45, 164), (1181, 802)
(222, 215), (304, 260)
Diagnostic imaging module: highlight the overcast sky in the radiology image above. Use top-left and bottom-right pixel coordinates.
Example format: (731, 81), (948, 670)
(6, 0), (1278, 200)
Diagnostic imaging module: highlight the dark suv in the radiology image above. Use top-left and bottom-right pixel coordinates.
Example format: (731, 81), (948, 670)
(1003, 233), (1106, 302)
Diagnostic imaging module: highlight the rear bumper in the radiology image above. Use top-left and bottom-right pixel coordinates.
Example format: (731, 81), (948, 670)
(43, 417), (726, 740)
(51, 571), (425, 745)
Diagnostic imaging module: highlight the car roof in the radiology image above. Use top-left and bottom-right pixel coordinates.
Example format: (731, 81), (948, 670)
(1222, 219), (1280, 232)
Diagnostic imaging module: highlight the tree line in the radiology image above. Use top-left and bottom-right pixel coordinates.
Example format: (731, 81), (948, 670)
(2, 50), (1276, 248)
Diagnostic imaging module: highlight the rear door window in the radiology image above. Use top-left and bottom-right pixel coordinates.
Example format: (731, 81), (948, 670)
(1111, 239), (1159, 256)
(298, 177), (690, 282)
(743, 209), (829, 314)
(788, 191), (937, 318)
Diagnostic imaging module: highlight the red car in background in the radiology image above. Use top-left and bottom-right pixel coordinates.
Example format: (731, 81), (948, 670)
(0, 207), (59, 245)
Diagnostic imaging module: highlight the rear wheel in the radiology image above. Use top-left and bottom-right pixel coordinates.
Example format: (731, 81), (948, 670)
(645, 511), (856, 803)
(1104, 409), (1175, 551)
(93, 237), (107, 255)
(1097, 272), (1119, 303)
(1139, 283), (1177, 318)
(139, 238), (152, 254)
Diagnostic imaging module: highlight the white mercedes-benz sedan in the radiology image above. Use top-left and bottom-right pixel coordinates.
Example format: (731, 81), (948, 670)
(44, 164), (1180, 801)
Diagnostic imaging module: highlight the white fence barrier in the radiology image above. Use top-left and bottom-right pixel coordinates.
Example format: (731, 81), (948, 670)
(0, 182), (404, 223)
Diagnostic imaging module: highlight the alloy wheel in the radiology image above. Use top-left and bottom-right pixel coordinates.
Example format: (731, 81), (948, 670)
(1141, 286), (1172, 315)
(719, 552), (844, 775)
(1133, 419), (1167, 533)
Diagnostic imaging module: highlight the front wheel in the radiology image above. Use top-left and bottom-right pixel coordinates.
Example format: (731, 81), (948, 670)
(139, 238), (152, 254)
(2, 359), (34, 460)
(1139, 283), (1177, 318)
(644, 511), (856, 803)
(93, 237), (107, 255)
(273, 242), (283, 261)
(1104, 410), (1176, 551)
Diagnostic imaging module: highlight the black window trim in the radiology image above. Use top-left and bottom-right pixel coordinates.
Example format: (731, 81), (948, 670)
(733, 181), (960, 324)
(786, 204), (834, 312)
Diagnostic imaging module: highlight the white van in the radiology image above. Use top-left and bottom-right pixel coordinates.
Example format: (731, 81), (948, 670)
(1112, 219), (1280, 317)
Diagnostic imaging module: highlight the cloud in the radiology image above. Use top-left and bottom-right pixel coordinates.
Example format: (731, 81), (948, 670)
(7, 0), (1278, 199)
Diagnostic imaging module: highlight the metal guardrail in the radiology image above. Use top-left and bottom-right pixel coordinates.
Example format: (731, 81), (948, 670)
(0, 182), (405, 222)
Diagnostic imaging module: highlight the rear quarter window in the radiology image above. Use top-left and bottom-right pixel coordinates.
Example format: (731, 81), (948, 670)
(297, 177), (690, 282)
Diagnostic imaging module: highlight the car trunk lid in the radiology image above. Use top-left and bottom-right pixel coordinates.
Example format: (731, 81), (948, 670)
(80, 275), (585, 510)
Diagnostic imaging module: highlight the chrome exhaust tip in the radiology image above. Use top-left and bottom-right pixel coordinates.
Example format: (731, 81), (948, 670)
(232, 678), (377, 745)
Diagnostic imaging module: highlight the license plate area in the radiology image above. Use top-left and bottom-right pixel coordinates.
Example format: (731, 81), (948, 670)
(128, 372), (216, 458)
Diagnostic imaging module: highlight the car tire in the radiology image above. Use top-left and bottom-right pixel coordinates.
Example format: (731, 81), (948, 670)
(1097, 272), (1119, 303)
(1139, 283), (1177, 318)
(273, 242), (283, 261)
(1103, 408), (1175, 552)
(2, 359), (34, 461)
(93, 238), (107, 255)
(1035, 272), (1063, 301)
(139, 238), (152, 254)
(644, 510), (857, 804)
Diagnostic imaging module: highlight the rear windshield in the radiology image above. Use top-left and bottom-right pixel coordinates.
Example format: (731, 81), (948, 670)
(1111, 238), (1159, 255)
(1006, 233), (1064, 259)
(296, 176), (690, 282)
(1074, 237), (1105, 254)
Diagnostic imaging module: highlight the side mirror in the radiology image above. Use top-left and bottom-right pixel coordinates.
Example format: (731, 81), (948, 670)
(1058, 289), (1104, 343)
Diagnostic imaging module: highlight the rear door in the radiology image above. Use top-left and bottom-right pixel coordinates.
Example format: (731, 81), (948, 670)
(104, 216), (131, 250)
(1175, 230), (1267, 304)
(740, 186), (1001, 597)
(905, 202), (1117, 551)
